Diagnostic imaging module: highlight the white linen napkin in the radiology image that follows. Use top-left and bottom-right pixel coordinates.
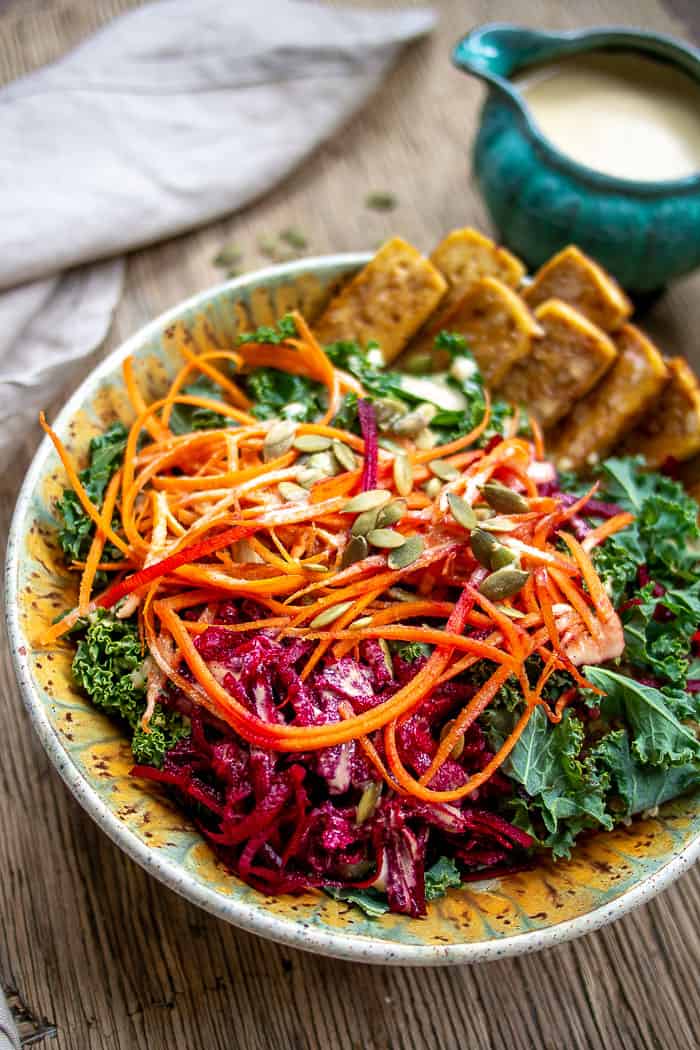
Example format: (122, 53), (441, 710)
(0, 0), (435, 468)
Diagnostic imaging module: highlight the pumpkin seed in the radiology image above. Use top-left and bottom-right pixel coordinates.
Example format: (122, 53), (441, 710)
(304, 563), (328, 573)
(479, 567), (530, 601)
(429, 459), (459, 482)
(342, 489), (391, 514)
(278, 481), (307, 502)
(332, 439), (357, 472)
(376, 499), (406, 528)
(440, 719), (464, 760)
(470, 528), (500, 569)
(356, 781), (382, 824)
(308, 450), (340, 475)
(341, 534), (369, 568)
(388, 534), (424, 570)
(392, 404), (435, 437)
(297, 467), (326, 489)
(498, 604), (526, 619)
(351, 507), (380, 537)
(481, 481), (530, 514)
(294, 433), (331, 453)
(447, 493), (477, 530)
(480, 517), (517, 533)
(263, 419), (296, 461)
(378, 436), (403, 454)
(378, 638), (394, 678)
(475, 506), (495, 521)
(393, 453), (414, 497)
(415, 428), (438, 451)
(423, 477), (442, 500)
(367, 528), (406, 549)
(309, 600), (355, 628)
(374, 398), (407, 430)
(387, 586), (417, 602)
(490, 545), (518, 569)
(350, 615), (372, 629)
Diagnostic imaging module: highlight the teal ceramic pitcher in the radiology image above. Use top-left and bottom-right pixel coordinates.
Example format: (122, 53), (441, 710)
(453, 24), (700, 292)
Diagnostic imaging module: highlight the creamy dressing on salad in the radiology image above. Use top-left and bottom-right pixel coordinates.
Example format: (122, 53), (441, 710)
(514, 52), (700, 182)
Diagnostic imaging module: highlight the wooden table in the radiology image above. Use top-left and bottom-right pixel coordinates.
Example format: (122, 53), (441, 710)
(2, 2), (700, 1047)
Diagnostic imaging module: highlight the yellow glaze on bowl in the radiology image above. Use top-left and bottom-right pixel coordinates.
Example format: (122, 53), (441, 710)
(7, 256), (700, 965)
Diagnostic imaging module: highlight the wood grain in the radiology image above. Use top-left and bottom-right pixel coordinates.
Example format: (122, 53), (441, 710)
(1, 2), (699, 1048)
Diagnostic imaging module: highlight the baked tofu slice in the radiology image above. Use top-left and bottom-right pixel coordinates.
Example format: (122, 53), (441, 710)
(619, 356), (700, 467)
(313, 237), (447, 364)
(405, 276), (542, 384)
(430, 227), (525, 312)
(523, 245), (632, 332)
(550, 324), (669, 471)
(496, 299), (617, 428)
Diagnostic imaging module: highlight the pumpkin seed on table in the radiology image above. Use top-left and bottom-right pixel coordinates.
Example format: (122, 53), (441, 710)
(447, 493), (477, 530)
(479, 566), (530, 601)
(341, 534), (369, 568)
(388, 534), (424, 569)
(429, 459), (460, 482)
(342, 489), (391, 514)
(481, 481), (530, 514)
(294, 433), (331, 453)
(393, 453), (414, 497)
(309, 600), (355, 628)
(263, 419), (296, 461)
(376, 499), (406, 528)
(367, 528), (406, 549)
(278, 481), (307, 502)
(332, 439), (357, 472)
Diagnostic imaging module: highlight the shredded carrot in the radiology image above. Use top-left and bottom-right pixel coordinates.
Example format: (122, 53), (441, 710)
(41, 306), (626, 809)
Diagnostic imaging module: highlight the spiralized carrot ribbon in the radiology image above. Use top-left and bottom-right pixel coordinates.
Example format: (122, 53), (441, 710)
(41, 304), (626, 807)
(78, 470), (122, 615)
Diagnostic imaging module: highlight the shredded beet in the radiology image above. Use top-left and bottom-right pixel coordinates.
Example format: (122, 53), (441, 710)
(358, 398), (378, 491)
(557, 492), (624, 519)
(131, 608), (533, 915)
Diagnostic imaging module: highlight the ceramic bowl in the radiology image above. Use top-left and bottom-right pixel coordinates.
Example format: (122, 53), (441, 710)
(6, 256), (700, 965)
(454, 24), (700, 292)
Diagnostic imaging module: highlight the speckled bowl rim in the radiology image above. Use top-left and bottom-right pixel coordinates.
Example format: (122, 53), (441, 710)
(6, 253), (700, 966)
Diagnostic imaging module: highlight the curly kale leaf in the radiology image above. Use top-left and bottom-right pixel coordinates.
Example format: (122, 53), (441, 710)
(73, 611), (187, 767)
(168, 375), (230, 434)
(56, 422), (127, 563)
(424, 856), (462, 900)
(592, 730), (700, 820)
(493, 706), (612, 858)
(585, 666), (700, 768)
(237, 314), (298, 345)
(244, 368), (326, 422)
(560, 458), (700, 685)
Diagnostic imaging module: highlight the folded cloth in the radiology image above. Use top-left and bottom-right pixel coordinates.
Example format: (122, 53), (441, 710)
(0, 984), (19, 1050)
(0, 0), (434, 468)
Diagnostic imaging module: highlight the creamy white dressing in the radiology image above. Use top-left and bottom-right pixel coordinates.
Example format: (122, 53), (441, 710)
(514, 52), (700, 182)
